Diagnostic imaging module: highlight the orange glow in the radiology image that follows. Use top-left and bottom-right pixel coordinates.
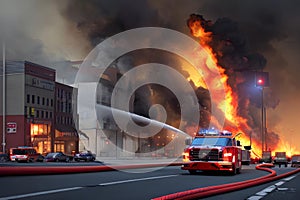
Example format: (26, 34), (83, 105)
(272, 140), (300, 157)
(188, 18), (264, 158)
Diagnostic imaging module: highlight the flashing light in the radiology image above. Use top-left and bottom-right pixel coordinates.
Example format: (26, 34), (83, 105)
(255, 72), (269, 87)
(17, 146), (33, 149)
(220, 130), (232, 136)
(198, 129), (232, 136)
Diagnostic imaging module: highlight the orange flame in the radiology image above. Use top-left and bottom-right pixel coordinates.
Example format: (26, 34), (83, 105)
(188, 19), (264, 158)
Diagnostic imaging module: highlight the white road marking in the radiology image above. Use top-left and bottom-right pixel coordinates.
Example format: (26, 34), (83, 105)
(0, 187), (83, 200)
(275, 181), (285, 186)
(277, 188), (289, 191)
(99, 174), (178, 186)
(247, 196), (263, 200)
(283, 175), (296, 181)
(247, 174), (298, 200)
(0, 174), (178, 200)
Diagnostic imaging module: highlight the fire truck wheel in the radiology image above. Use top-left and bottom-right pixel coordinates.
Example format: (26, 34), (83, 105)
(188, 170), (197, 175)
(231, 166), (237, 175)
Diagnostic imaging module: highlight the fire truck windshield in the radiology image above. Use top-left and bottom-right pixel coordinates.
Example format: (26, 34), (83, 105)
(191, 137), (232, 146)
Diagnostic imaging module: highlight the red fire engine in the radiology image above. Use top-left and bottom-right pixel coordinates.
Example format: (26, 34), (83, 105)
(181, 129), (242, 175)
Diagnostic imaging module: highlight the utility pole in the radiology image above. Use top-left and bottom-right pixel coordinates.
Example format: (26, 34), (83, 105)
(2, 41), (6, 153)
(255, 71), (269, 155)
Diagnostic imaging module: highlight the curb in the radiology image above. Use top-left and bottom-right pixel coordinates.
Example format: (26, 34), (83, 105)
(0, 162), (182, 176)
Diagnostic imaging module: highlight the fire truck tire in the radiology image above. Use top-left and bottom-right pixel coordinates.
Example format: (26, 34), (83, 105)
(188, 170), (197, 175)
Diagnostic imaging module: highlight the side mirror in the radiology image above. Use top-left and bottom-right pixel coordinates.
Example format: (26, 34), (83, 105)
(244, 145), (252, 150)
(185, 137), (192, 145)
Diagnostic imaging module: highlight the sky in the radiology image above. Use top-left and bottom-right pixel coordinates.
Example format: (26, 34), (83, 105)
(0, 0), (299, 152)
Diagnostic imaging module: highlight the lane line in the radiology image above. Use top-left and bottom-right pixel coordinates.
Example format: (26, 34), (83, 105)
(247, 174), (298, 200)
(274, 181), (285, 186)
(0, 174), (178, 199)
(0, 187), (83, 200)
(283, 175), (296, 181)
(247, 196), (263, 200)
(99, 174), (178, 186)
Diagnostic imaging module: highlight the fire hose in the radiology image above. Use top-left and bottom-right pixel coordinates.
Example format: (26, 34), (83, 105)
(152, 163), (300, 200)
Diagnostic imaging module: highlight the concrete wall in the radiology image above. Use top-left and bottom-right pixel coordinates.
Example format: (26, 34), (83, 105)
(0, 73), (25, 115)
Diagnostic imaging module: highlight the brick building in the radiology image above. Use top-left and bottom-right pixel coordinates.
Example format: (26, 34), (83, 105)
(0, 61), (78, 154)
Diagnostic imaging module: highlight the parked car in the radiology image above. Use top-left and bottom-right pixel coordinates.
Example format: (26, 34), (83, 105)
(74, 151), (96, 162)
(0, 153), (10, 162)
(291, 154), (300, 167)
(44, 152), (72, 162)
(9, 147), (44, 162)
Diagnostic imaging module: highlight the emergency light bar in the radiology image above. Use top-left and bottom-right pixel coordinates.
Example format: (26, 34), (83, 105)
(198, 129), (232, 136)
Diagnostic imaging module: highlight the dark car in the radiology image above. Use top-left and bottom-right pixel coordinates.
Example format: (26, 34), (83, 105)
(291, 155), (300, 167)
(74, 151), (96, 162)
(44, 152), (72, 162)
(0, 153), (10, 162)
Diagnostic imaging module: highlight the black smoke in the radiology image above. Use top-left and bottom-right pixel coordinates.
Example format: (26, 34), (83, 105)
(60, 0), (299, 151)
(187, 14), (280, 150)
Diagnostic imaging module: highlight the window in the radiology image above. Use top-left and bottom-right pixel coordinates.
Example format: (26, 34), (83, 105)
(31, 95), (35, 104)
(41, 111), (44, 118)
(57, 100), (60, 111)
(46, 111), (48, 118)
(42, 97), (45, 105)
(46, 98), (49, 106)
(37, 96), (40, 104)
(57, 88), (60, 98)
(49, 112), (52, 118)
(51, 99), (53, 107)
(36, 110), (39, 118)
(68, 103), (72, 113)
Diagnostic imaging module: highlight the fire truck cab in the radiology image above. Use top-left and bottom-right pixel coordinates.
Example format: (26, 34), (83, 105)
(181, 129), (242, 175)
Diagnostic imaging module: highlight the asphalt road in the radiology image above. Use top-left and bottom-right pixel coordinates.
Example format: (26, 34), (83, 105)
(0, 164), (298, 200)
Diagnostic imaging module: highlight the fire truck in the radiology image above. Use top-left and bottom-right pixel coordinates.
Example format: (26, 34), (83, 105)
(181, 129), (242, 175)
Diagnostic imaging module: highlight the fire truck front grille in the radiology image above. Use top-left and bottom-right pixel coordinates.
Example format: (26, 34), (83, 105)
(190, 148), (219, 161)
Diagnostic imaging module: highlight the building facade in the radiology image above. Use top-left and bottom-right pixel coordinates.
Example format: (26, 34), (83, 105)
(54, 82), (78, 154)
(0, 61), (78, 154)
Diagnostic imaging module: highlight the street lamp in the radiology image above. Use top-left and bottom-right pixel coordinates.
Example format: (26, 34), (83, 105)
(255, 71), (269, 155)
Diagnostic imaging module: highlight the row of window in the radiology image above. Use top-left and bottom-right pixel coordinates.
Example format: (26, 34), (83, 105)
(57, 88), (72, 100)
(56, 116), (73, 125)
(27, 94), (53, 107)
(35, 109), (53, 119)
(56, 100), (72, 113)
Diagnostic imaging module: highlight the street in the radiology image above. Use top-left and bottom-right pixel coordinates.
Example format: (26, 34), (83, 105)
(0, 163), (298, 200)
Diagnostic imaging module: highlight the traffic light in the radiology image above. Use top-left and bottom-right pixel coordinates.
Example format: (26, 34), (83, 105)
(255, 72), (269, 87)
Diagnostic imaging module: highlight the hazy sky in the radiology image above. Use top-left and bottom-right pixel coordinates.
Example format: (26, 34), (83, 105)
(1, 0), (299, 152)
